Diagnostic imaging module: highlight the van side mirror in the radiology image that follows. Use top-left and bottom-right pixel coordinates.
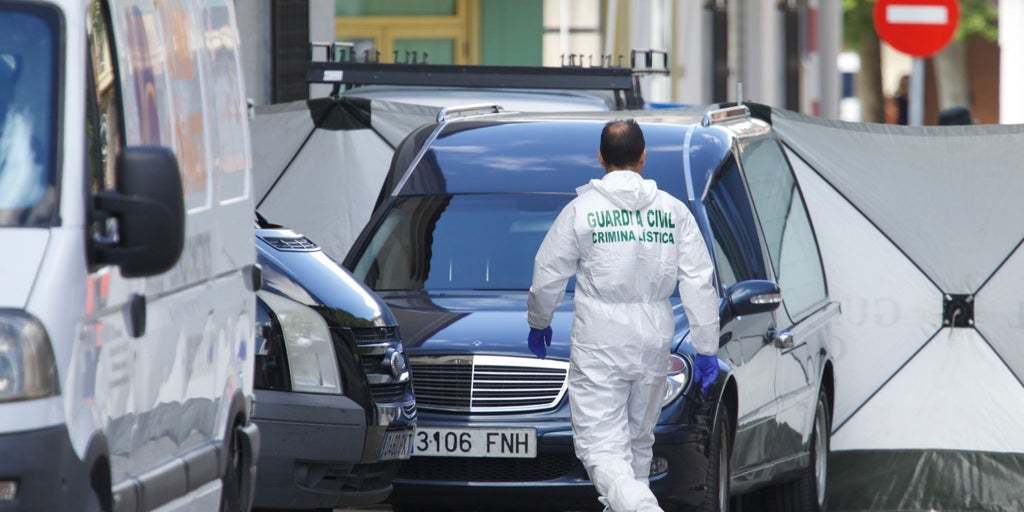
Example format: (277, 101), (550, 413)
(722, 279), (782, 322)
(92, 147), (185, 278)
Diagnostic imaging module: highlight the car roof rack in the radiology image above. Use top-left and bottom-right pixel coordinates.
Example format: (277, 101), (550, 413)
(306, 42), (668, 110)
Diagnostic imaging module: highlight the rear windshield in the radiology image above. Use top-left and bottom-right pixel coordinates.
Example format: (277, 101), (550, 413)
(0, 3), (61, 226)
(351, 194), (575, 292)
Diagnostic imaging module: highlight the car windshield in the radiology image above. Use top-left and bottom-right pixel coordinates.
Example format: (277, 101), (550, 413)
(0, 4), (60, 227)
(352, 194), (576, 292)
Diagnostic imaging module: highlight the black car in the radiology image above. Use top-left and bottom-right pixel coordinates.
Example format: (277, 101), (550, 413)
(252, 218), (417, 510)
(344, 106), (837, 511)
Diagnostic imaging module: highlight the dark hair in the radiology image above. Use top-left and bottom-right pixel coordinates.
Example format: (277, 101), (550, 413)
(600, 119), (645, 168)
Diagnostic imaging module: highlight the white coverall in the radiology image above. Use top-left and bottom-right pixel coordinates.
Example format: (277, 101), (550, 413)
(527, 170), (719, 512)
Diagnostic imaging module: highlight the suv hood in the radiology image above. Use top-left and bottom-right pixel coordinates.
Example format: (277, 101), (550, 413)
(377, 291), (696, 358)
(0, 229), (48, 308)
(256, 231), (395, 326)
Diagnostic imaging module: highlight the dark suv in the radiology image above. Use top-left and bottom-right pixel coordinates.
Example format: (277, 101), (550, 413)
(344, 106), (837, 511)
(252, 218), (417, 510)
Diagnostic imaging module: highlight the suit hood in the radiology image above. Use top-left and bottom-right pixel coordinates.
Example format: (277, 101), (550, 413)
(583, 170), (659, 211)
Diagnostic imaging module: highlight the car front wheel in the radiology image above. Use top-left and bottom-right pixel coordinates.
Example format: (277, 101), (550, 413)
(703, 402), (731, 512)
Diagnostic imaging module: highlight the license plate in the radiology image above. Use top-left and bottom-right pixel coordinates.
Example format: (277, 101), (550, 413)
(414, 427), (536, 458)
(380, 429), (414, 460)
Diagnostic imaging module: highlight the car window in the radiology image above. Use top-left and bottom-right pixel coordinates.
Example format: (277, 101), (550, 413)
(352, 193), (575, 292)
(740, 136), (826, 320)
(704, 155), (767, 290)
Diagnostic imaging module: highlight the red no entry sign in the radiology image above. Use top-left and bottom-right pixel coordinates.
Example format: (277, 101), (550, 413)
(874, 0), (960, 57)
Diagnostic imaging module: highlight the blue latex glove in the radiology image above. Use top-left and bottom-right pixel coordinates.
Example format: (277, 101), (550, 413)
(693, 354), (719, 397)
(528, 326), (552, 359)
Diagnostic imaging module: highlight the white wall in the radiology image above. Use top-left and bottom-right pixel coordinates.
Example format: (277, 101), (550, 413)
(1000, 1), (1024, 124)
(739, 0), (785, 106)
(234, 0), (272, 105)
(672, 0), (710, 105)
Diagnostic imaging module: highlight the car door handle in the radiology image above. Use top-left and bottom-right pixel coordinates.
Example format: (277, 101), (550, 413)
(772, 330), (794, 349)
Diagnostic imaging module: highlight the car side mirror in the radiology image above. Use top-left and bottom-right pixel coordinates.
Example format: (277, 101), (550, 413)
(92, 146), (185, 278)
(723, 279), (782, 321)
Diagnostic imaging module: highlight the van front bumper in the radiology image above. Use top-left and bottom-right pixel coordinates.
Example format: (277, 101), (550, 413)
(252, 389), (410, 509)
(0, 425), (93, 511)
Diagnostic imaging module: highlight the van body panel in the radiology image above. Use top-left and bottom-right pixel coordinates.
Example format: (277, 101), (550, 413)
(0, 230), (48, 308)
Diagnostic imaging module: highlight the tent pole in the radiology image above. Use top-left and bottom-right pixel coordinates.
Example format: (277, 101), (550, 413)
(909, 57), (925, 126)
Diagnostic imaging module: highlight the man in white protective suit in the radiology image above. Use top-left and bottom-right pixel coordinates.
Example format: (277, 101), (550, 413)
(526, 119), (721, 512)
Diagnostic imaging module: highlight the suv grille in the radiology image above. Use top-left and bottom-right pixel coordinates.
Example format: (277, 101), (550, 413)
(408, 355), (569, 413)
(335, 326), (412, 405)
(350, 326), (399, 343)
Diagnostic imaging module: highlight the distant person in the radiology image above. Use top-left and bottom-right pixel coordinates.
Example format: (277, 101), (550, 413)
(894, 74), (909, 125)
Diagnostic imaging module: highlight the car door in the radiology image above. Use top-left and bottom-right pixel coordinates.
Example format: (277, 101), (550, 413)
(702, 153), (780, 476)
(739, 135), (833, 465)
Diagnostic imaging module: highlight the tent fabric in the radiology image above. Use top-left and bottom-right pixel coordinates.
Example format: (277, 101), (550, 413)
(830, 327), (1024, 453)
(788, 151), (943, 429)
(351, 97), (444, 148)
(251, 97), (442, 261)
(829, 450), (1024, 512)
(772, 108), (1024, 510)
(773, 110), (1024, 294)
(251, 101), (319, 201)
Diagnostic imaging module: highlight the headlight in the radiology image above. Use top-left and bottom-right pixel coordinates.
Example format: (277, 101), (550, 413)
(254, 298), (289, 391)
(256, 292), (341, 395)
(0, 311), (59, 403)
(661, 353), (690, 407)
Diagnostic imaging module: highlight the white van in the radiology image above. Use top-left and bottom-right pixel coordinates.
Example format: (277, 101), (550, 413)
(0, 1), (258, 511)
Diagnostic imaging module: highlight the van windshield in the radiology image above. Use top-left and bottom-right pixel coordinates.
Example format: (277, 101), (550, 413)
(0, 4), (60, 227)
(352, 194), (576, 292)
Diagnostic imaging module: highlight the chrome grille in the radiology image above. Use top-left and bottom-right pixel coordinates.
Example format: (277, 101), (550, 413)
(408, 355), (568, 413)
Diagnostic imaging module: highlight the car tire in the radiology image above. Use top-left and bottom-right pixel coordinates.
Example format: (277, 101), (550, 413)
(702, 401), (731, 512)
(765, 390), (831, 512)
(86, 459), (112, 512)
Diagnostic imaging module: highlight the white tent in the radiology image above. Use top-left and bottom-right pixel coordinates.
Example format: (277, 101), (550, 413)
(772, 108), (1024, 511)
(251, 97), (441, 261)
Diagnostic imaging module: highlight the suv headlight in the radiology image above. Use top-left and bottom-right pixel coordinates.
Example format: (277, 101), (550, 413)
(0, 310), (59, 403)
(661, 353), (690, 407)
(256, 292), (341, 395)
